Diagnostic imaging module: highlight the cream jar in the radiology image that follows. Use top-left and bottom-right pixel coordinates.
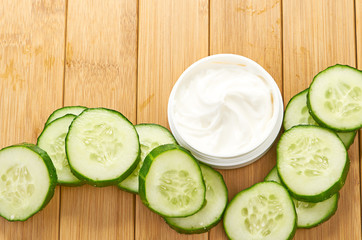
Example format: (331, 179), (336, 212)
(168, 54), (283, 169)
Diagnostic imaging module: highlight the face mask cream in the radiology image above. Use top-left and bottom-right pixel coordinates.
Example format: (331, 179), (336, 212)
(168, 54), (283, 169)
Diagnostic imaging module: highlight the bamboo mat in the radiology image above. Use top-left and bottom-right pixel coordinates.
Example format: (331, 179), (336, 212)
(0, 0), (361, 239)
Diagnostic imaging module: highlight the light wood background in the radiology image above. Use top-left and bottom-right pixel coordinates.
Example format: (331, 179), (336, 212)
(0, 0), (361, 239)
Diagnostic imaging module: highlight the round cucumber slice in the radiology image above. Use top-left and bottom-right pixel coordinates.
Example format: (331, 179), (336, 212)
(308, 64), (362, 131)
(65, 108), (140, 187)
(139, 144), (206, 218)
(265, 166), (340, 228)
(118, 124), (176, 193)
(293, 193), (339, 228)
(45, 106), (86, 125)
(277, 125), (349, 202)
(284, 88), (356, 149)
(164, 163), (228, 234)
(284, 89), (317, 129)
(38, 114), (83, 186)
(223, 182), (296, 240)
(0, 143), (57, 221)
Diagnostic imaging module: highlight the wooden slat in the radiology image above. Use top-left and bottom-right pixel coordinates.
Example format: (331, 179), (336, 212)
(357, 0), (362, 68)
(283, 0), (361, 239)
(209, 0), (282, 239)
(357, 0), (362, 219)
(60, 0), (137, 239)
(136, 0), (209, 239)
(0, 0), (65, 239)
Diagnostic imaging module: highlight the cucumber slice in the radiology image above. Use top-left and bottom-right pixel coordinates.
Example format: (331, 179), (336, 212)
(38, 114), (83, 186)
(264, 166), (281, 183)
(336, 131), (357, 149)
(277, 125), (349, 202)
(118, 124), (176, 193)
(0, 143), (57, 221)
(265, 167), (339, 228)
(307, 64), (362, 131)
(223, 182), (296, 240)
(164, 163), (228, 234)
(45, 106), (86, 125)
(284, 89), (318, 128)
(65, 108), (140, 187)
(284, 89), (356, 149)
(293, 194), (339, 228)
(139, 144), (205, 218)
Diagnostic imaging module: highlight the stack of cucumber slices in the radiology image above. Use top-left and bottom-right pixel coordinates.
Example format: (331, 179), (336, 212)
(0, 106), (228, 234)
(0, 64), (360, 239)
(223, 64), (362, 240)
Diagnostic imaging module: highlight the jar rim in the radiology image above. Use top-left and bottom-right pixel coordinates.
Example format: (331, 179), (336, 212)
(168, 54), (284, 168)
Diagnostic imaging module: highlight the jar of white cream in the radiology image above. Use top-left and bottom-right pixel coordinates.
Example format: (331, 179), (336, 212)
(168, 54), (283, 169)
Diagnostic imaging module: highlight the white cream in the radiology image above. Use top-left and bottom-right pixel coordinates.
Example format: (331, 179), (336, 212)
(171, 64), (275, 157)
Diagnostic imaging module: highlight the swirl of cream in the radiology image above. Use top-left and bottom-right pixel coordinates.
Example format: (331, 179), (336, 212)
(172, 66), (274, 156)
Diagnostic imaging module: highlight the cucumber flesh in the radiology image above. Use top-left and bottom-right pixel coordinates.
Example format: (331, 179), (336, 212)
(284, 89), (318, 129)
(223, 181), (296, 240)
(164, 163), (228, 234)
(284, 88), (356, 149)
(0, 144), (57, 221)
(118, 124), (176, 193)
(308, 64), (362, 131)
(38, 114), (83, 186)
(139, 144), (205, 218)
(45, 106), (86, 125)
(293, 194), (339, 228)
(277, 125), (349, 202)
(65, 108), (140, 187)
(265, 167), (339, 228)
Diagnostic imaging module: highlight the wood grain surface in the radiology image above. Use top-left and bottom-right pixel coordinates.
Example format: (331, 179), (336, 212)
(60, 0), (137, 239)
(357, 0), (362, 213)
(283, 0), (361, 239)
(136, 0), (208, 239)
(209, 0), (282, 239)
(0, 0), (65, 239)
(0, 0), (361, 239)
